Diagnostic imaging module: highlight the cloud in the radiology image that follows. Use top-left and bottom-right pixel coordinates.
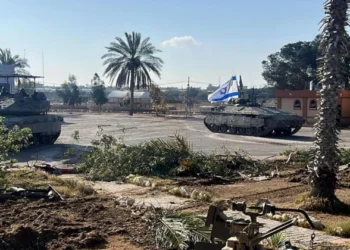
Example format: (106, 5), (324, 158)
(161, 36), (200, 48)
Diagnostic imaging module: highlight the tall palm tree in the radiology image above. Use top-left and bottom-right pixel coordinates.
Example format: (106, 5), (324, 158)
(0, 48), (29, 75)
(310, 0), (349, 208)
(101, 32), (164, 115)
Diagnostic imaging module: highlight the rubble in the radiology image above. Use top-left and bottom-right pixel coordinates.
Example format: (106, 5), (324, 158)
(0, 185), (64, 202)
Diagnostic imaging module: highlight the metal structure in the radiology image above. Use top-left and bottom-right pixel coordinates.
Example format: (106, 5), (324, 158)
(0, 74), (63, 145)
(195, 201), (315, 250)
(201, 93), (305, 137)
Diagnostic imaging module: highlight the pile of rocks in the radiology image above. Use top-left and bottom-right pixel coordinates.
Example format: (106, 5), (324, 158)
(125, 175), (157, 188)
(169, 186), (212, 201)
(266, 212), (324, 230)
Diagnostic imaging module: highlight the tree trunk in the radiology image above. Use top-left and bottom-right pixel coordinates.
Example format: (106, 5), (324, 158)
(129, 69), (135, 116)
(310, 0), (348, 205)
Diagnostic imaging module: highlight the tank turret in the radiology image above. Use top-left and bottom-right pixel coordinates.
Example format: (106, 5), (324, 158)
(0, 73), (63, 145)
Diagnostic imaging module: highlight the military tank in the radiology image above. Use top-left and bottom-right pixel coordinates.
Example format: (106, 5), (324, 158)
(201, 92), (305, 137)
(0, 74), (63, 145)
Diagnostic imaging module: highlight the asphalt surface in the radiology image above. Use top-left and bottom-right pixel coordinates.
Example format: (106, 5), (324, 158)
(52, 112), (350, 158)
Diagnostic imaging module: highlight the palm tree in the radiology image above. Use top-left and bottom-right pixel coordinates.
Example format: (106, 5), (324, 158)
(101, 32), (163, 115)
(309, 0), (349, 209)
(0, 48), (29, 75)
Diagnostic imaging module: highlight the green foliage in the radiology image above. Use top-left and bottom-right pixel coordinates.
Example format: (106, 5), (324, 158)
(280, 147), (350, 166)
(150, 83), (168, 114)
(262, 37), (319, 90)
(78, 127), (269, 181)
(0, 48), (30, 75)
(91, 85), (108, 106)
(101, 31), (164, 115)
(56, 74), (82, 106)
(0, 116), (32, 186)
(264, 232), (286, 249)
(149, 207), (211, 250)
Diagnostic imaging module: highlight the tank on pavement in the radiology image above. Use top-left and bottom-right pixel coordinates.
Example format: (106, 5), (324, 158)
(0, 74), (63, 145)
(201, 97), (305, 137)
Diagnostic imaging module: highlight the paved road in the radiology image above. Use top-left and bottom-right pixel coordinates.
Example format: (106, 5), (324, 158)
(53, 112), (350, 158)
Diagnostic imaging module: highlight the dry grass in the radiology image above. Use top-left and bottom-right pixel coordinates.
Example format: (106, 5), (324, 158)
(6, 170), (96, 198)
(326, 222), (350, 238)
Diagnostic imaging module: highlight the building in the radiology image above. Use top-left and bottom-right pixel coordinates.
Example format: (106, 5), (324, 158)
(275, 90), (350, 127)
(107, 90), (152, 109)
(0, 65), (15, 94)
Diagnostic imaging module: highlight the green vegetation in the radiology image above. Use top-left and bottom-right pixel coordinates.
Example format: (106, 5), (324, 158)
(101, 31), (164, 116)
(77, 126), (268, 181)
(0, 117), (32, 187)
(0, 48), (30, 75)
(56, 74), (82, 106)
(280, 148), (350, 166)
(149, 207), (211, 249)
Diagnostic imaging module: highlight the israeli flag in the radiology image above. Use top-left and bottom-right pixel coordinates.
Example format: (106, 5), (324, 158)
(208, 76), (239, 103)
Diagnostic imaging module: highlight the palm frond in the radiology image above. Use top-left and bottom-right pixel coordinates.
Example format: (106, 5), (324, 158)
(101, 32), (163, 89)
(150, 207), (211, 250)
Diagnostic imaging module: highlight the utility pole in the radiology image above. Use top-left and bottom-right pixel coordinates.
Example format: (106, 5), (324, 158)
(186, 77), (190, 118)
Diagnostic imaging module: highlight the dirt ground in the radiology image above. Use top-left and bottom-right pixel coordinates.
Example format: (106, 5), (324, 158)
(0, 197), (156, 250)
(179, 162), (350, 230)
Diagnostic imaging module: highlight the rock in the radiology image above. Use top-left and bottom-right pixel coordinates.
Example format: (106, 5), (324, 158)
(266, 213), (274, 218)
(281, 213), (291, 221)
(144, 180), (151, 187)
(151, 182), (157, 188)
(309, 217), (324, 230)
(133, 200), (145, 208)
(198, 192), (211, 201)
(126, 174), (135, 181)
(272, 215), (282, 221)
(82, 185), (95, 195)
(333, 227), (343, 235)
(190, 189), (200, 199)
(297, 218), (307, 227)
(179, 186), (190, 197)
(170, 187), (180, 195)
(133, 176), (147, 185)
(115, 196), (135, 207)
(126, 198), (135, 206)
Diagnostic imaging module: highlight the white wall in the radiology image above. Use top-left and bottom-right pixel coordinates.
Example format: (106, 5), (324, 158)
(0, 65), (15, 94)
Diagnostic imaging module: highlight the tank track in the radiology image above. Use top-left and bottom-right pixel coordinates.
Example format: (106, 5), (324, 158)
(204, 117), (302, 137)
(31, 130), (61, 145)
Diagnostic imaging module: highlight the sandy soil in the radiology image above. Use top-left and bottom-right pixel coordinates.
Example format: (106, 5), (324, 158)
(0, 197), (157, 250)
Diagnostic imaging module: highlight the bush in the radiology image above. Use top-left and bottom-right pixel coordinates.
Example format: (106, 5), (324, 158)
(0, 116), (32, 187)
(78, 127), (268, 181)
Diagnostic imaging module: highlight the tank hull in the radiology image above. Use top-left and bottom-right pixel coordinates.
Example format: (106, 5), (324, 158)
(202, 105), (304, 137)
(4, 114), (63, 145)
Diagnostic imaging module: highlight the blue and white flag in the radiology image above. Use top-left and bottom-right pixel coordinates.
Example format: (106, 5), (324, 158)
(208, 76), (239, 103)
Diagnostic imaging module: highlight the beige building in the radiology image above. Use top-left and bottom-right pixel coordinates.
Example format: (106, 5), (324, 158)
(276, 90), (350, 126)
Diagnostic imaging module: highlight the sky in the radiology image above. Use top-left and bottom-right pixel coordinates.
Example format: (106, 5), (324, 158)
(0, 0), (325, 89)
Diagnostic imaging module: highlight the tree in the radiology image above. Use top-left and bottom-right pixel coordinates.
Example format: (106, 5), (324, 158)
(56, 74), (82, 106)
(206, 84), (218, 92)
(308, 0), (350, 210)
(101, 32), (164, 116)
(91, 73), (104, 86)
(91, 80), (108, 112)
(150, 83), (167, 115)
(262, 39), (319, 90)
(0, 48), (30, 75)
